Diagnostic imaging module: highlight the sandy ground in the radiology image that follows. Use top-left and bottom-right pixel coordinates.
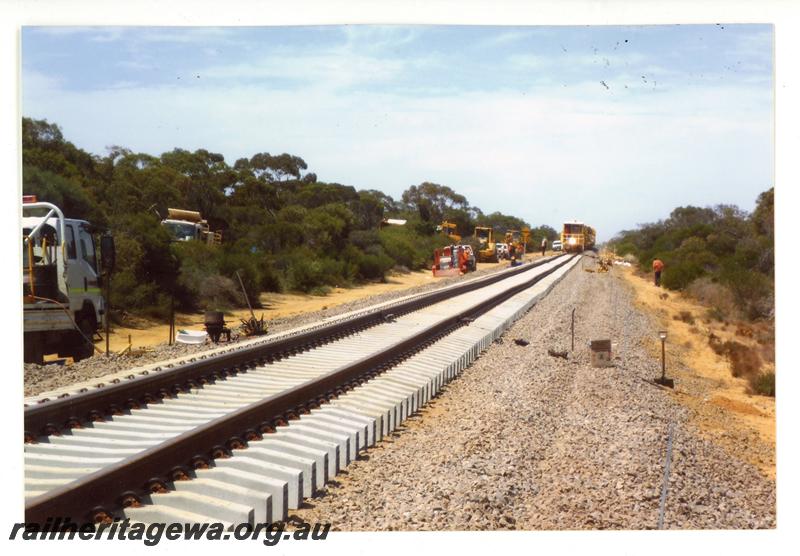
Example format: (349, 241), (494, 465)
(616, 265), (775, 479)
(98, 262), (512, 353)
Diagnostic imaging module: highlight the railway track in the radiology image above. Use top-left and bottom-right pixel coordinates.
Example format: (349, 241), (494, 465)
(24, 254), (581, 525)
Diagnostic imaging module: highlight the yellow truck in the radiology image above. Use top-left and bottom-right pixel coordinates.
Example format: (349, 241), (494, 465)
(161, 208), (222, 244)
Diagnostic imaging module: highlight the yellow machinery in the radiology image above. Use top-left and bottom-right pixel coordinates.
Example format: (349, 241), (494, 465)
(521, 228), (531, 252)
(474, 226), (498, 262)
(504, 228), (530, 259)
(162, 208), (222, 245)
(437, 221), (461, 243)
(561, 221), (596, 253)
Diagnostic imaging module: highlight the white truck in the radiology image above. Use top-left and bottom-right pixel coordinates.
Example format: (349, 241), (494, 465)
(22, 198), (111, 364)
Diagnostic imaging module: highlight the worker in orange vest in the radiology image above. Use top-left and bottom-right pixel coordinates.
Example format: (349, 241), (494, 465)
(652, 258), (664, 287)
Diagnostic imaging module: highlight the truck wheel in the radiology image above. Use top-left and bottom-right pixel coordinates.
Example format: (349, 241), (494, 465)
(72, 315), (96, 362)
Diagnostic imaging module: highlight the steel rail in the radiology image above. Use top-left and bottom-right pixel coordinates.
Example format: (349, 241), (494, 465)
(25, 255), (563, 439)
(25, 255), (574, 524)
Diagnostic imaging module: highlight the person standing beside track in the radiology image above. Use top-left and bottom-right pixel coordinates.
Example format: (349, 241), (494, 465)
(541, 237), (547, 256)
(652, 258), (664, 286)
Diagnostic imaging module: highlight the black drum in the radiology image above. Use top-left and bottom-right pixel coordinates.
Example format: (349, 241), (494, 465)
(204, 310), (227, 343)
(23, 264), (59, 300)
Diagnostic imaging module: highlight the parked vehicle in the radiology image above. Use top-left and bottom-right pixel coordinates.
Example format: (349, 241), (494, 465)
(496, 243), (510, 260)
(552, 240), (562, 252)
(23, 196), (114, 364)
(161, 208), (222, 244)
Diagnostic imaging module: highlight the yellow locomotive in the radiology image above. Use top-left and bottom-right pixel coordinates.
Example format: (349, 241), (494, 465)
(561, 221), (596, 253)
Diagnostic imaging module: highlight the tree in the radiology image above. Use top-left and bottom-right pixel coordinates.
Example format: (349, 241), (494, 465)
(401, 182), (469, 223)
(245, 152), (309, 182)
(20, 115), (538, 317)
(475, 211), (530, 234)
(530, 224), (558, 242)
(666, 206), (717, 230)
(353, 190), (386, 230)
(752, 187), (774, 239)
(159, 148), (235, 221)
(22, 165), (107, 227)
(362, 189), (399, 214)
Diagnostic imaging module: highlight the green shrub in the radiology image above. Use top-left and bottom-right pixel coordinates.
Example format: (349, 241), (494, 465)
(348, 229), (381, 251)
(357, 252), (394, 281)
(719, 266), (773, 320)
(259, 261), (284, 293)
(284, 249), (350, 292)
(218, 249), (263, 308)
(748, 371), (775, 397)
(379, 225), (440, 270)
(661, 259), (705, 290)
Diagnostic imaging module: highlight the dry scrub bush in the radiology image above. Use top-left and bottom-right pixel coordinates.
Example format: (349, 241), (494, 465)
(687, 277), (742, 321)
(726, 343), (762, 379)
(759, 343), (775, 365)
(673, 310), (695, 324)
(197, 274), (241, 311)
(707, 335), (772, 395)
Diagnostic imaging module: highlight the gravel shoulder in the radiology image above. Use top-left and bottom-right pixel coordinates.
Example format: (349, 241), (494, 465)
(292, 257), (776, 530)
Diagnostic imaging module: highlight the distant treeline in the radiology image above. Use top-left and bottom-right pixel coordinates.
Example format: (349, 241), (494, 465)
(609, 189), (774, 322)
(22, 117), (557, 318)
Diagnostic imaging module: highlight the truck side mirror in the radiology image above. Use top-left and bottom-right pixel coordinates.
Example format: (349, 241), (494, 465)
(100, 233), (115, 275)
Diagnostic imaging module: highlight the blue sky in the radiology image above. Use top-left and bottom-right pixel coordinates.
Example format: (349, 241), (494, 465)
(21, 25), (773, 240)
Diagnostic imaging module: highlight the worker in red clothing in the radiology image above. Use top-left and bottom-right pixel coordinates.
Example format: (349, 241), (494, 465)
(652, 258), (664, 286)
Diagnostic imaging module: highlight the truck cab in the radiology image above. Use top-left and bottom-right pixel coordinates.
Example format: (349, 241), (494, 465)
(162, 218), (203, 241)
(23, 199), (105, 363)
(161, 208), (222, 244)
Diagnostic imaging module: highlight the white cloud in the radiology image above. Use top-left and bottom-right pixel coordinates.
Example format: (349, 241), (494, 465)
(22, 32), (772, 241)
(88, 29), (125, 43)
(21, 69), (64, 97)
(196, 46), (443, 91)
(342, 25), (421, 51)
(475, 28), (550, 47)
(507, 54), (547, 71)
